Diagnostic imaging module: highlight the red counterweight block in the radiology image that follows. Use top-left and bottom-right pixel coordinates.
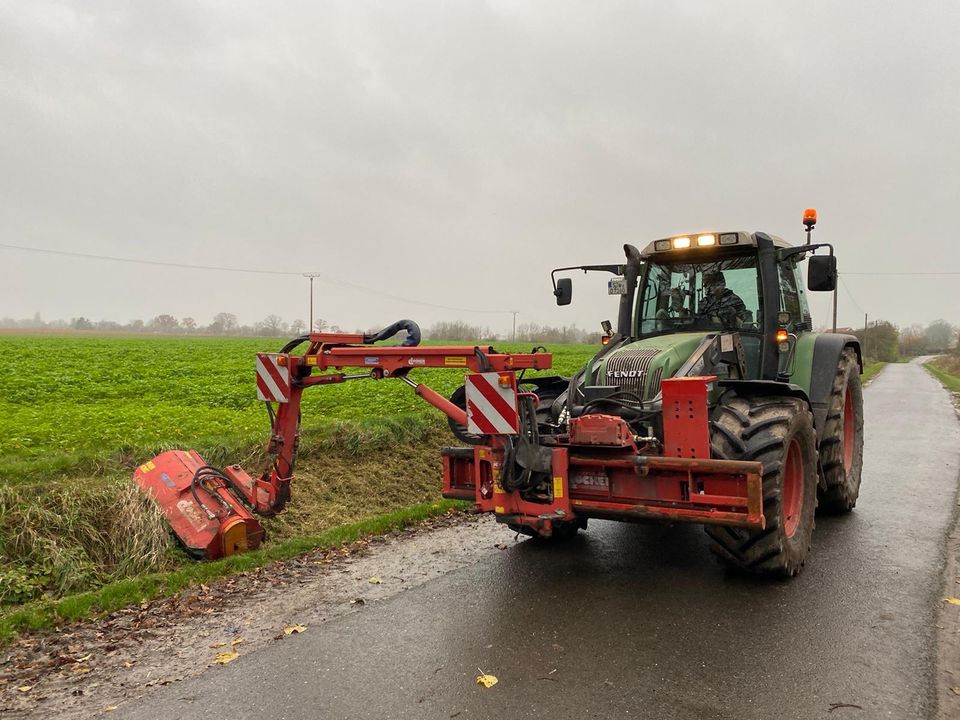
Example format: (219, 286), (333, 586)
(661, 376), (717, 459)
(133, 450), (265, 560)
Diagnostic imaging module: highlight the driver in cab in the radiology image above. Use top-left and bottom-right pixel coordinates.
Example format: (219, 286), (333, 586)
(698, 270), (751, 328)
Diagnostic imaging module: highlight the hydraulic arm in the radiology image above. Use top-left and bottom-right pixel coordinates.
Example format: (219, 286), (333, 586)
(133, 323), (552, 559)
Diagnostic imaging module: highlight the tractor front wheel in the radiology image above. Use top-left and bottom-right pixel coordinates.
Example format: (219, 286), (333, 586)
(817, 349), (864, 513)
(706, 392), (818, 577)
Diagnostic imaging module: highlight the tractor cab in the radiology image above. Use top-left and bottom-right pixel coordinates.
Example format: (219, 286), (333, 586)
(631, 231), (811, 384)
(552, 228), (839, 414)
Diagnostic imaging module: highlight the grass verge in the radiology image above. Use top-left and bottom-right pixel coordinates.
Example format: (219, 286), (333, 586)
(0, 419), (455, 606)
(0, 499), (468, 646)
(861, 361), (887, 385)
(925, 355), (960, 393)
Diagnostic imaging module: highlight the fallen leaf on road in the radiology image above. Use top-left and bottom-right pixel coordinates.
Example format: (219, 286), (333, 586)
(105, 707), (118, 712)
(215, 651), (240, 664)
(231, 638), (243, 646)
(945, 598), (960, 605)
(76, 653), (92, 663)
(17, 686), (32, 693)
(73, 666), (91, 674)
(283, 624), (306, 635)
(368, 576), (382, 584)
(476, 669), (498, 688)
(209, 641), (227, 648)
(950, 687), (960, 696)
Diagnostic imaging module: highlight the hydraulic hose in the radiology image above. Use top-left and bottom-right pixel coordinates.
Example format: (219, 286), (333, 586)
(279, 334), (311, 354)
(364, 319), (421, 347)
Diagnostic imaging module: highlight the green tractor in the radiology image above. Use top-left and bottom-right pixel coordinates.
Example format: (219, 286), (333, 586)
(447, 211), (863, 576)
(556, 214), (863, 574)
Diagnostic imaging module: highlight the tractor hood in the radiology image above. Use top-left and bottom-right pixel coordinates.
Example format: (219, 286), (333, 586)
(587, 333), (707, 401)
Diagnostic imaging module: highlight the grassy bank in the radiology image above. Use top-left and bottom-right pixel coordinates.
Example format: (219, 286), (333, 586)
(926, 355), (960, 393)
(0, 499), (466, 645)
(0, 418), (453, 608)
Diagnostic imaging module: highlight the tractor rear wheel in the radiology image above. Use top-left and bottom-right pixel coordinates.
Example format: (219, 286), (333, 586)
(706, 392), (818, 577)
(817, 349), (864, 513)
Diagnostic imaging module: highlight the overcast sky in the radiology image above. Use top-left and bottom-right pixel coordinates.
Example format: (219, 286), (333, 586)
(1, 1), (958, 335)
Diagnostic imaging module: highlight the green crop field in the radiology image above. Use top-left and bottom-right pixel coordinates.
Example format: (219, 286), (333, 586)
(0, 335), (594, 483)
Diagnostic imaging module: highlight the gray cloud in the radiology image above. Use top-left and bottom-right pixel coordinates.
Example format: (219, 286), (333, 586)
(1, 0), (958, 333)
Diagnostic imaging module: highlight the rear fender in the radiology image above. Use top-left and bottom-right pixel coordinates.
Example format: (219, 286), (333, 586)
(808, 334), (861, 431)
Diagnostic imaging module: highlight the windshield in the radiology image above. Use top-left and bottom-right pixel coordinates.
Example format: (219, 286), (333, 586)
(635, 256), (761, 335)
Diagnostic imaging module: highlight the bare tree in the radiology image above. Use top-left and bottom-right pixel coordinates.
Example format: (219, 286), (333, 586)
(925, 319), (955, 352)
(209, 312), (238, 335)
(258, 314), (288, 336)
(149, 314), (180, 333)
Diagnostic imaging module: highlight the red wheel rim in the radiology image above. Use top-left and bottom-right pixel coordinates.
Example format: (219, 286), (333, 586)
(842, 386), (854, 474)
(783, 438), (803, 538)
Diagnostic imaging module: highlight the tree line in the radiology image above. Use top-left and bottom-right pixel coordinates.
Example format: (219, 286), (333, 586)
(0, 312), (345, 337)
(847, 318), (958, 363)
(2, 313), (956, 354)
(423, 320), (602, 344)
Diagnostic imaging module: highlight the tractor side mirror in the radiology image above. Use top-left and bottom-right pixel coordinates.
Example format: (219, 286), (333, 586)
(554, 278), (572, 305)
(807, 255), (837, 292)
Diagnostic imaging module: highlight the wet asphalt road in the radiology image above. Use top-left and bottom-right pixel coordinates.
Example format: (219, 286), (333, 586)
(119, 360), (960, 720)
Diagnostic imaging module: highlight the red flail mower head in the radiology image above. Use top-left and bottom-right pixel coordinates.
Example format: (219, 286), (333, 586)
(134, 450), (265, 560)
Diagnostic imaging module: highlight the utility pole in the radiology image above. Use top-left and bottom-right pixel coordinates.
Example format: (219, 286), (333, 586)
(302, 273), (320, 332)
(864, 313), (869, 357)
(511, 311), (518, 342)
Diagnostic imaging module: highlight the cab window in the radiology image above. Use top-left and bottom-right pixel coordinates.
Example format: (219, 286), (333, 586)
(777, 261), (803, 330)
(636, 257), (761, 335)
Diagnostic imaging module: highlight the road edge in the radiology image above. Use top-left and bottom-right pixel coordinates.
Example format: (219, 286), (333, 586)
(935, 367), (960, 719)
(0, 499), (469, 647)
(939, 489), (960, 719)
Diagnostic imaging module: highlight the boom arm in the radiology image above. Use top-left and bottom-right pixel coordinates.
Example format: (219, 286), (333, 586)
(132, 322), (552, 559)
(233, 330), (552, 517)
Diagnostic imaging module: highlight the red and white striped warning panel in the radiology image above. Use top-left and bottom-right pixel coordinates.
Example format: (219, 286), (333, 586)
(465, 372), (519, 435)
(255, 353), (291, 403)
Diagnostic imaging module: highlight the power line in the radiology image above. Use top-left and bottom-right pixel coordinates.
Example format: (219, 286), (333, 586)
(842, 271), (960, 276)
(838, 275), (865, 315)
(0, 241), (511, 315)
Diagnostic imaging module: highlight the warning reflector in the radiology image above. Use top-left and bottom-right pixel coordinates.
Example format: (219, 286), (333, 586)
(465, 372), (519, 435)
(256, 353), (291, 403)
